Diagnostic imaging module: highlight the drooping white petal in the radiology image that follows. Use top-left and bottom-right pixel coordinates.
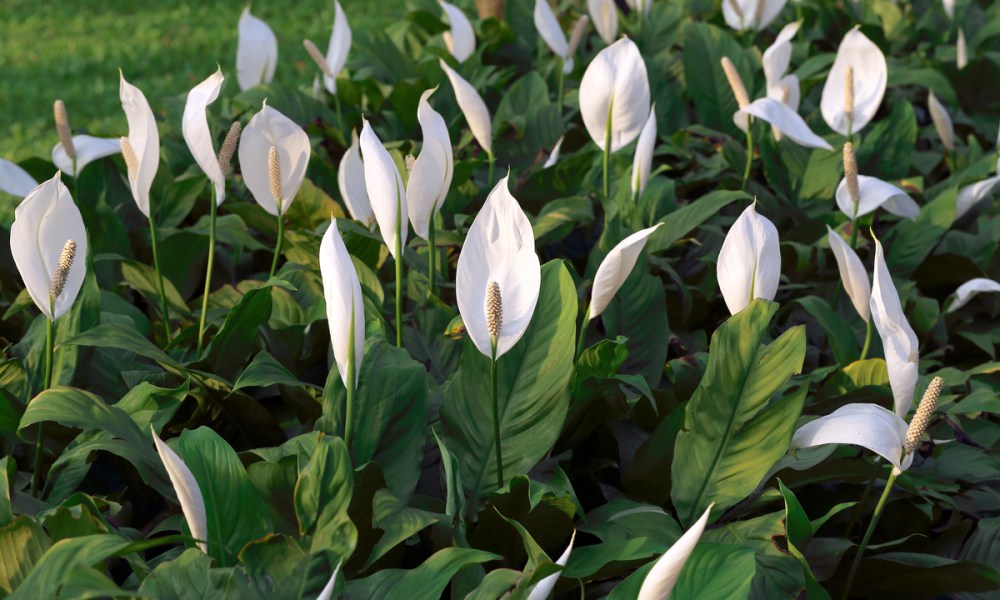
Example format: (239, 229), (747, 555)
(835, 175), (920, 220)
(456, 175), (541, 359)
(439, 60), (493, 155)
(947, 278), (1000, 313)
(955, 175), (1000, 219)
(151, 428), (209, 553)
(182, 67), (226, 204)
(10, 172), (88, 320)
(579, 38), (651, 153)
(587, 0), (619, 45)
(320, 219), (365, 388)
(826, 225), (871, 322)
(637, 504), (713, 600)
(543, 135), (564, 169)
(0, 159), (38, 197)
(52, 136), (122, 177)
(763, 21), (801, 99)
(722, 0), (789, 32)
(120, 73), (160, 218)
(590, 224), (662, 319)
(440, 1), (475, 63)
(360, 119), (408, 259)
(790, 403), (911, 471)
(535, 0), (569, 62)
(407, 88), (454, 240)
(956, 28), (968, 70)
(316, 561), (342, 600)
(928, 91), (955, 152)
(339, 129), (374, 226)
(324, 0), (352, 95)
(631, 106), (657, 197)
(237, 102), (311, 216)
(870, 236), (920, 418)
(716, 202), (781, 315)
(236, 6), (278, 91)
(821, 28), (887, 136)
(526, 530), (576, 600)
(736, 98), (833, 150)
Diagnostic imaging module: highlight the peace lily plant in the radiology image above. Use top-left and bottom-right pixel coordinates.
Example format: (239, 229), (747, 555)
(456, 175), (540, 489)
(821, 27), (887, 138)
(339, 129), (374, 226)
(304, 0), (351, 129)
(717, 202), (780, 315)
(827, 225), (873, 358)
(637, 504), (714, 600)
(52, 99), (120, 178)
(0, 159), (39, 197)
(236, 6), (278, 91)
(534, 0), (572, 110)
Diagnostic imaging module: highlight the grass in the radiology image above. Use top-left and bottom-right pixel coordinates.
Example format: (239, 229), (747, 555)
(1, 0), (402, 163)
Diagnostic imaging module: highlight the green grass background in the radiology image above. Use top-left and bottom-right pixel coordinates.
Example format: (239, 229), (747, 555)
(2, 0), (400, 163)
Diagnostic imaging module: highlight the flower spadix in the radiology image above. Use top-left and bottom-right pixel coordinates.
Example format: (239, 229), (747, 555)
(339, 130), (374, 226)
(10, 172), (88, 320)
(151, 428), (209, 553)
(637, 504), (713, 600)
(120, 73), (160, 217)
(238, 102), (311, 216)
(821, 28), (887, 136)
(456, 175), (541, 359)
(407, 88), (453, 240)
(182, 67), (227, 203)
(722, 0), (789, 32)
(631, 106), (657, 197)
(534, 0), (572, 72)
(525, 530), (576, 600)
(590, 224), (661, 319)
(320, 219), (365, 388)
(790, 377), (943, 475)
(587, 0), (619, 45)
(236, 6), (278, 91)
(717, 202), (780, 315)
(580, 38), (651, 153)
(51, 99), (123, 177)
(826, 226), (870, 321)
(871, 235), (919, 417)
(947, 278), (1000, 314)
(440, 1), (475, 63)
(0, 159), (39, 197)
(439, 60), (493, 156)
(360, 118), (407, 258)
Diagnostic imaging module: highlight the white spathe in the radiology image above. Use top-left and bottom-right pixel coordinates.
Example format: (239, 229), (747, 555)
(544, 135), (565, 169)
(439, 60), (493, 155)
(736, 98), (832, 150)
(151, 428), (209, 553)
(579, 38), (651, 153)
(717, 202), (781, 315)
(525, 530), (576, 600)
(323, 0), (352, 94)
(762, 21), (802, 110)
(440, 1), (476, 63)
(52, 135), (122, 177)
(339, 129), (374, 226)
(947, 278), (1000, 313)
(790, 403), (913, 473)
(590, 224), (662, 319)
(870, 236), (920, 417)
(360, 119), (408, 259)
(236, 6), (278, 91)
(588, 0), (619, 45)
(238, 102), (311, 216)
(835, 175), (920, 220)
(456, 175), (541, 359)
(320, 219), (365, 388)
(0, 159), (39, 197)
(534, 0), (571, 72)
(182, 67), (227, 203)
(407, 88), (454, 240)
(631, 106), (657, 197)
(928, 90), (955, 152)
(636, 504), (714, 600)
(10, 172), (88, 320)
(826, 225), (871, 322)
(120, 73), (160, 217)
(821, 28), (887, 136)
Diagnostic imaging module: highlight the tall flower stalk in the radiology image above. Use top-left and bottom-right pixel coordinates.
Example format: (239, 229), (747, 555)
(721, 57), (753, 189)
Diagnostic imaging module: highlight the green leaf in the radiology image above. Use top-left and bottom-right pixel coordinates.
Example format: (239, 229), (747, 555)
(204, 286), (273, 381)
(364, 488), (440, 569)
(671, 542), (756, 600)
(176, 427), (273, 566)
(601, 266), (669, 389)
(61, 323), (181, 369)
(138, 548), (255, 600)
(344, 547), (500, 599)
(684, 23), (754, 136)
(293, 435), (356, 560)
(796, 296), (860, 366)
(671, 300), (807, 525)
(532, 197), (594, 246)
(441, 261), (576, 505)
(233, 351), (305, 392)
(0, 517), (50, 595)
(647, 190), (750, 252)
(8, 533), (130, 599)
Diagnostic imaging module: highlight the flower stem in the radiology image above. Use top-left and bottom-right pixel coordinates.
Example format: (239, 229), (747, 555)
(32, 315), (55, 497)
(575, 307), (591, 360)
(742, 124), (754, 191)
(345, 303), (356, 451)
(427, 219), (436, 299)
(270, 199), (284, 279)
(556, 58), (565, 114)
(860, 318), (873, 361)
(197, 186), (218, 354)
(491, 339), (503, 489)
(333, 92), (344, 136)
(148, 211), (172, 344)
(395, 233), (404, 348)
(487, 151), (496, 189)
(841, 469), (898, 600)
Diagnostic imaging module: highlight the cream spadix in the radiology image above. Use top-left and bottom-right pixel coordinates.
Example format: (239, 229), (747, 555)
(870, 235), (919, 417)
(456, 175), (541, 359)
(637, 504), (713, 600)
(182, 67), (227, 203)
(151, 428), (209, 553)
(360, 119), (408, 259)
(320, 219), (365, 388)
(439, 60), (493, 156)
(407, 88), (453, 240)
(120, 73), (160, 217)
(10, 172), (88, 320)
(339, 130), (374, 226)
(580, 38), (651, 153)
(826, 225), (871, 321)
(238, 102), (311, 216)
(236, 6), (278, 91)
(590, 224), (662, 319)
(717, 202), (780, 315)
(821, 28), (887, 136)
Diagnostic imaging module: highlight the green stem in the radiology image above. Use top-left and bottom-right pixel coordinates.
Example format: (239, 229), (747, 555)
(491, 339), (503, 489)
(843, 462), (882, 537)
(859, 318), (873, 361)
(427, 218), (436, 299)
(33, 315), (55, 497)
(270, 199), (284, 279)
(197, 186), (218, 354)
(395, 232), (403, 348)
(841, 470), (898, 600)
(742, 124), (754, 191)
(575, 307), (591, 360)
(333, 93), (344, 135)
(148, 211), (172, 343)
(487, 151), (496, 189)
(556, 58), (565, 114)
(345, 303), (356, 450)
